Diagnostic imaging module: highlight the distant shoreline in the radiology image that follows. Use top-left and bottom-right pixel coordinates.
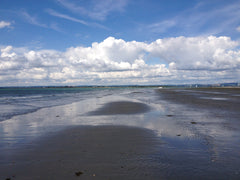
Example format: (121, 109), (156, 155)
(0, 82), (239, 89)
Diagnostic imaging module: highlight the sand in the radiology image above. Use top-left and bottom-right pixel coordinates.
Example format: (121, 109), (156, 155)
(1, 101), (161, 180)
(88, 101), (151, 115)
(157, 88), (240, 113)
(2, 126), (161, 180)
(2, 89), (240, 180)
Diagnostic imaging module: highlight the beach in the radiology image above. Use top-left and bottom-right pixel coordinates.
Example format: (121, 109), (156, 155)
(1, 125), (161, 180)
(1, 87), (240, 179)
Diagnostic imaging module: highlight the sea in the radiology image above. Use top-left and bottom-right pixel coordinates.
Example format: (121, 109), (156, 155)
(0, 87), (104, 122)
(0, 86), (240, 179)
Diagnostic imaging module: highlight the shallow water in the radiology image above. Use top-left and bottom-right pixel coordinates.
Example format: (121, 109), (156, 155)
(0, 87), (240, 179)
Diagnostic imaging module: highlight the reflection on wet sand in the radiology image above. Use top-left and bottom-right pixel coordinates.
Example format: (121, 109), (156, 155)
(0, 88), (240, 179)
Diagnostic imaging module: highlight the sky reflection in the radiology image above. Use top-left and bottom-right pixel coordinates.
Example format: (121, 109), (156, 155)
(0, 88), (240, 177)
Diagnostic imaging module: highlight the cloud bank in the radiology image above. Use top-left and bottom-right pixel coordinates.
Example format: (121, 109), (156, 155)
(0, 36), (239, 86)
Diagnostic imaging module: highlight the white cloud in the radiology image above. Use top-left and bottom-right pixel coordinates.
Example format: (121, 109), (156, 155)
(1, 46), (16, 58)
(0, 21), (11, 29)
(0, 36), (240, 86)
(17, 68), (47, 80)
(147, 36), (239, 70)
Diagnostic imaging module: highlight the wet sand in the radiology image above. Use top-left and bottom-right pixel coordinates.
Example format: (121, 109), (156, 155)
(88, 101), (151, 115)
(1, 101), (160, 180)
(157, 87), (240, 115)
(2, 89), (240, 179)
(2, 126), (161, 180)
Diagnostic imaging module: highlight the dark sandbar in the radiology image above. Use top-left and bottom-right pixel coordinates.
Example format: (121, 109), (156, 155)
(157, 88), (240, 113)
(1, 126), (161, 180)
(88, 101), (151, 115)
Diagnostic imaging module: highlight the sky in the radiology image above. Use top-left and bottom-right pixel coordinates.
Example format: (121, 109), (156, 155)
(0, 0), (240, 86)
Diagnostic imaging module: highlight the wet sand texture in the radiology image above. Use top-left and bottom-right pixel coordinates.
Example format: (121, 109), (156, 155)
(157, 88), (240, 112)
(2, 89), (240, 179)
(1, 126), (161, 180)
(88, 101), (151, 115)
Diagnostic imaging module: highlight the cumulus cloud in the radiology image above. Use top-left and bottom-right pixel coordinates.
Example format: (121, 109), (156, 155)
(0, 36), (239, 86)
(1, 46), (16, 58)
(0, 21), (11, 29)
(147, 36), (239, 70)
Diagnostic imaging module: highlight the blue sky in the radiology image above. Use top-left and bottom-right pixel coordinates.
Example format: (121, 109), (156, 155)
(0, 0), (240, 86)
